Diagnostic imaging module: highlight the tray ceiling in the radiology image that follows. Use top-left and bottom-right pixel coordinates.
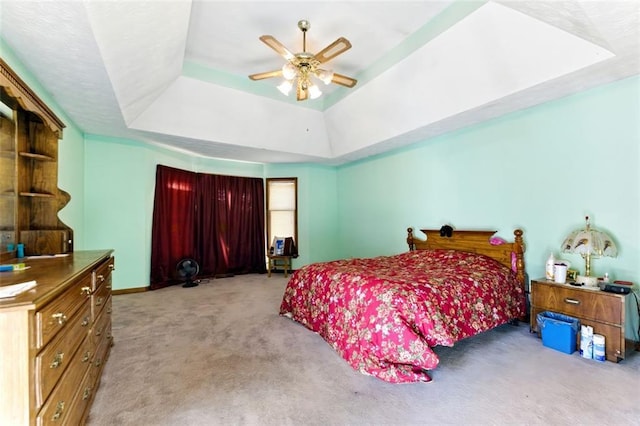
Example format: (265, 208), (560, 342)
(1, 1), (638, 165)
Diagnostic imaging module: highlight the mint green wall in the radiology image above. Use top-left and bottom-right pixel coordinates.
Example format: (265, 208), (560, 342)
(1, 42), (87, 248)
(264, 164), (339, 268)
(4, 40), (638, 338)
(336, 76), (639, 338)
(337, 76), (639, 285)
(83, 136), (266, 289)
(83, 138), (339, 290)
(81, 138), (340, 289)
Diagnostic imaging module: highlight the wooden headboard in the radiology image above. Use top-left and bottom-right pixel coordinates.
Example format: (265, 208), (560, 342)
(406, 228), (526, 286)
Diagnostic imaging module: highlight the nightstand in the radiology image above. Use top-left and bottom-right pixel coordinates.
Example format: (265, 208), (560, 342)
(267, 254), (292, 278)
(530, 278), (631, 362)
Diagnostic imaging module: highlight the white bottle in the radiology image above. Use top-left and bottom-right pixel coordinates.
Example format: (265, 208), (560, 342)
(593, 334), (605, 361)
(545, 252), (555, 280)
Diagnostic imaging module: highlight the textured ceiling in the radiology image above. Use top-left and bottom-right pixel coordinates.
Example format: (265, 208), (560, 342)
(1, 1), (638, 165)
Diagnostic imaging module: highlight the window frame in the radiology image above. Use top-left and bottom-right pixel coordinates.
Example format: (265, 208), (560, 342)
(266, 177), (298, 255)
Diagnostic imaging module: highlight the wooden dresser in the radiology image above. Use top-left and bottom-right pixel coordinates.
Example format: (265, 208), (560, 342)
(530, 278), (629, 362)
(0, 250), (114, 425)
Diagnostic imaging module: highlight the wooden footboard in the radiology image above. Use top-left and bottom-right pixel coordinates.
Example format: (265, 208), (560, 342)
(406, 227), (526, 287)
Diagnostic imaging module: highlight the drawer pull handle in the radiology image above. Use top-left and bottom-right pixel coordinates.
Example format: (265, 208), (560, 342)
(81, 286), (91, 296)
(95, 358), (102, 368)
(51, 401), (64, 421)
(96, 297), (104, 307)
(109, 263), (115, 270)
(97, 274), (105, 282)
(107, 306), (112, 314)
(564, 298), (580, 305)
(52, 312), (67, 325)
(96, 328), (103, 337)
(50, 351), (64, 369)
(82, 351), (91, 363)
(83, 387), (92, 400)
(81, 316), (90, 327)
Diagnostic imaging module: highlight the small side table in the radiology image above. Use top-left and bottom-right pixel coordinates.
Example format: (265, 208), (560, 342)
(267, 255), (292, 278)
(530, 278), (633, 362)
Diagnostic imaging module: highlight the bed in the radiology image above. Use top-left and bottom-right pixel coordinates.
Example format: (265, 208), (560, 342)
(279, 227), (526, 383)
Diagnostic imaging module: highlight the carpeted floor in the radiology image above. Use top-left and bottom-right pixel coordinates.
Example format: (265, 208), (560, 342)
(87, 274), (640, 425)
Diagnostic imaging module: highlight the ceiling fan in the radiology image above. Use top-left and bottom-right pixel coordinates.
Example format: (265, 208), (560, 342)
(249, 20), (357, 101)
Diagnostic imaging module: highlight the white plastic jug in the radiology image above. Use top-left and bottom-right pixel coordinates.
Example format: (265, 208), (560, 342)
(580, 325), (593, 359)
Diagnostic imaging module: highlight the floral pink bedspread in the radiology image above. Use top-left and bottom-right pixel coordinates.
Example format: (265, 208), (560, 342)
(279, 249), (526, 383)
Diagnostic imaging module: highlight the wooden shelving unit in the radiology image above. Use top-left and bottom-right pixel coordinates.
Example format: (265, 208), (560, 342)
(0, 58), (73, 258)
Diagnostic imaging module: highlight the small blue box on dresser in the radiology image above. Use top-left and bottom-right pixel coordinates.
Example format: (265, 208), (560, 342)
(537, 311), (580, 354)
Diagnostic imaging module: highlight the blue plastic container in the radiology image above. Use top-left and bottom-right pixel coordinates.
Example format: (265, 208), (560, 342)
(537, 311), (580, 354)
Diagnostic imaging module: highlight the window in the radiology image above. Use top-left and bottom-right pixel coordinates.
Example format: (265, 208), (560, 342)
(266, 178), (297, 254)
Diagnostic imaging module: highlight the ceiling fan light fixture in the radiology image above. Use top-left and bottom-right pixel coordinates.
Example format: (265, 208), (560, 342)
(308, 84), (322, 99)
(277, 80), (293, 96)
(250, 20), (357, 101)
(282, 62), (297, 80)
(315, 69), (334, 85)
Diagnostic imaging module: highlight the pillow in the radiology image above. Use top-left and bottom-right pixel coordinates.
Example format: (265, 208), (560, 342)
(489, 236), (507, 245)
(489, 236), (517, 272)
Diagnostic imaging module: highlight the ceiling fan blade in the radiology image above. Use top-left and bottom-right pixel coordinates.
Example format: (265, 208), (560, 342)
(315, 37), (352, 64)
(331, 73), (357, 88)
(297, 83), (308, 101)
(259, 35), (295, 61)
(249, 70), (283, 81)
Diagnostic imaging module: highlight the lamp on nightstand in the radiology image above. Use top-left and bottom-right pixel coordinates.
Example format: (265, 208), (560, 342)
(561, 216), (617, 286)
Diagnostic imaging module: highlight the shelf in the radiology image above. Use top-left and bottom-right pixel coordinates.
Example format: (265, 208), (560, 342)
(2, 59), (73, 256)
(18, 152), (55, 161)
(19, 192), (54, 198)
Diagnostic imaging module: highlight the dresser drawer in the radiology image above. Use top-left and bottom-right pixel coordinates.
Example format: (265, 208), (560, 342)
(64, 367), (95, 426)
(36, 338), (93, 426)
(531, 283), (623, 325)
(92, 297), (112, 346)
(35, 275), (92, 349)
(92, 278), (111, 323)
(35, 304), (91, 410)
(90, 324), (112, 387)
(92, 257), (114, 292)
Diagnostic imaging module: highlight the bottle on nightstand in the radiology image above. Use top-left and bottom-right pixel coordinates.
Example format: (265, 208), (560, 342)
(545, 253), (555, 280)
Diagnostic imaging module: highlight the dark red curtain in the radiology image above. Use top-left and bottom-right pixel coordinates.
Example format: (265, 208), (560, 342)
(150, 165), (266, 290)
(198, 173), (267, 276)
(150, 166), (197, 289)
